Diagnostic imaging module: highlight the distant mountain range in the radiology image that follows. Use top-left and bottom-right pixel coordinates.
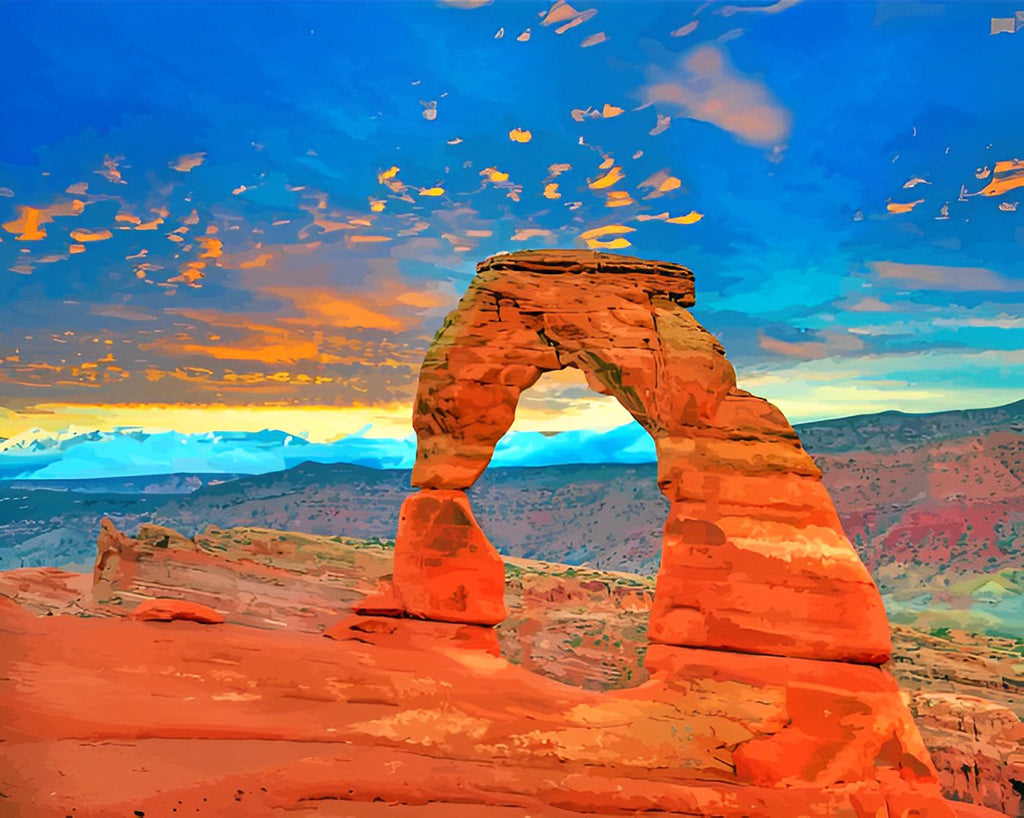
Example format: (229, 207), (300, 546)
(0, 422), (657, 481)
(796, 399), (1024, 453)
(1, 400), (1021, 637)
(4, 399), (1024, 483)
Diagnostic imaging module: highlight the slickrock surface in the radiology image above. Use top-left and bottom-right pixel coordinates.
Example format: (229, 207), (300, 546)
(129, 597), (226, 623)
(0, 521), (1015, 816)
(399, 250), (890, 663)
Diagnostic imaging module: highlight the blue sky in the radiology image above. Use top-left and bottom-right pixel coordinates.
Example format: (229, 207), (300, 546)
(2, 0), (1023, 442)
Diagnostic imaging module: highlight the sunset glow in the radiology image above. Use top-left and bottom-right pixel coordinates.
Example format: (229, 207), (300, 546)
(2, 1), (1023, 443)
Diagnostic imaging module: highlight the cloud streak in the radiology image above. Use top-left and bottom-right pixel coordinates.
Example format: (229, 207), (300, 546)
(640, 45), (791, 147)
(869, 262), (1021, 292)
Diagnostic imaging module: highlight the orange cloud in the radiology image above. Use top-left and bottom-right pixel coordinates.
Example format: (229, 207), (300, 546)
(977, 160), (1024, 197)
(167, 261), (206, 288)
(604, 191), (633, 208)
(197, 236), (223, 258)
(541, 1), (596, 33)
(69, 228), (112, 242)
(639, 170), (682, 198)
(886, 199), (924, 213)
(170, 152), (206, 172)
(641, 45), (791, 146)
(95, 155), (127, 184)
(238, 253), (274, 269)
(586, 236), (631, 249)
(144, 334), (323, 365)
(579, 224), (634, 240)
(395, 289), (453, 309)
(3, 200), (87, 241)
(264, 288), (405, 331)
(142, 308), (352, 365)
(346, 235), (393, 246)
(541, 1), (579, 25)
(759, 329), (864, 359)
(589, 166), (624, 189)
(666, 211), (703, 224)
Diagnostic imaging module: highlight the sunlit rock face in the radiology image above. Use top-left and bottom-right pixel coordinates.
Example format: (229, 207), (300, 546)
(395, 249), (891, 664)
(392, 489), (507, 626)
(5, 519), (955, 814)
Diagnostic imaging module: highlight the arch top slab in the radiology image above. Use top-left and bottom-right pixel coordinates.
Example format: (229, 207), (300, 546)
(478, 248), (697, 304)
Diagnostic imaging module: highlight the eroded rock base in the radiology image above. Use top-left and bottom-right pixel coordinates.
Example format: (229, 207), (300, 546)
(391, 489), (507, 625)
(1, 598), (954, 817)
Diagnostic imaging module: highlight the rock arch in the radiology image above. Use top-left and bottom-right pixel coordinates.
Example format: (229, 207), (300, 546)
(386, 250), (891, 665)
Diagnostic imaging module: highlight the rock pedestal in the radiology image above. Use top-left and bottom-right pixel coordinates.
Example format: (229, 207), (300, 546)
(391, 489), (507, 625)
(389, 249), (892, 664)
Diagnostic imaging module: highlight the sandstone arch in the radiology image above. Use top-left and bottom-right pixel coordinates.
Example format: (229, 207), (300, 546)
(387, 250), (891, 665)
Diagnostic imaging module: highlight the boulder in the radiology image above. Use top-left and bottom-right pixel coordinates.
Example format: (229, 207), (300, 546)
(130, 597), (225, 624)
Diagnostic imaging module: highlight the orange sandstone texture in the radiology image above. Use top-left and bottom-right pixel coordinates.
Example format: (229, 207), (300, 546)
(0, 587), (956, 818)
(391, 489), (507, 625)
(0, 523), (983, 816)
(396, 249), (891, 663)
(130, 597), (225, 623)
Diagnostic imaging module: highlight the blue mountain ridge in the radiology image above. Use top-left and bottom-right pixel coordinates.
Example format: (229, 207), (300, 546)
(2, 398), (1022, 483)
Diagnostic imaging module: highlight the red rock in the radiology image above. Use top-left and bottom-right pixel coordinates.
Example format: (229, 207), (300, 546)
(93, 515), (139, 602)
(89, 521), (386, 633)
(130, 598), (225, 624)
(391, 489), (506, 625)
(351, 584), (405, 617)
(910, 692), (1024, 816)
(0, 599), (955, 817)
(326, 613), (502, 655)
(0, 524), (968, 815)
(398, 249), (892, 664)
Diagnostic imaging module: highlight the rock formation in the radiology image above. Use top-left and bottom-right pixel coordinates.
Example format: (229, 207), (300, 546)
(337, 248), (965, 813)
(129, 597), (226, 624)
(3, 521), (1003, 815)
(390, 249), (892, 664)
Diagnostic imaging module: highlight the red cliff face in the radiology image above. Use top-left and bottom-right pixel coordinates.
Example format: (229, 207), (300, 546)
(394, 249), (891, 665)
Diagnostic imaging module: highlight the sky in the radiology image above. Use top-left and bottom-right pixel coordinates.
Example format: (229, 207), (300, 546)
(2, 0), (1024, 444)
